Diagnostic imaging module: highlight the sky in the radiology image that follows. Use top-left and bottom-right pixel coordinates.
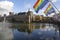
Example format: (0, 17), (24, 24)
(0, 0), (60, 16)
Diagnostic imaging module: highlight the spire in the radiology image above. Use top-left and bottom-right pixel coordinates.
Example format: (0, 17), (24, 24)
(28, 8), (31, 13)
(28, 8), (30, 11)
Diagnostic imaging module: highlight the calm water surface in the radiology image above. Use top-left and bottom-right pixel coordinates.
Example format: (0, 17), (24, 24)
(0, 22), (59, 40)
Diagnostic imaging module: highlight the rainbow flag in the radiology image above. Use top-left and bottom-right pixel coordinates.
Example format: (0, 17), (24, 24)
(44, 4), (55, 16)
(33, 0), (48, 13)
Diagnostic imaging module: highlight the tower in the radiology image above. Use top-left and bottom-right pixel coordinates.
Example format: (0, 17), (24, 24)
(27, 9), (33, 22)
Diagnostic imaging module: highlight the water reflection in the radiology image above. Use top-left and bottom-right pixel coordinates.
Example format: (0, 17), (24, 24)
(12, 23), (59, 40)
(0, 22), (59, 40)
(12, 23), (58, 33)
(0, 22), (13, 40)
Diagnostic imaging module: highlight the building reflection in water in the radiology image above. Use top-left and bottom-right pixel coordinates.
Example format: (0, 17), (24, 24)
(11, 23), (59, 40)
(0, 22), (59, 40)
(12, 23), (58, 33)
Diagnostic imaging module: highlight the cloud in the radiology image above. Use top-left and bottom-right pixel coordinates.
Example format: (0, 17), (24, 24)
(0, 10), (9, 16)
(54, 9), (60, 14)
(57, 9), (60, 13)
(0, 1), (14, 16)
(30, 9), (46, 16)
(0, 1), (14, 11)
(50, 0), (57, 2)
(58, 9), (60, 11)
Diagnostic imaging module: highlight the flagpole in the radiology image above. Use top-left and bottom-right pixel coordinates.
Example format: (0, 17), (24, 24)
(48, 1), (59, 40)
(48, 0), (59, 21)
(48, 0), (60, 14)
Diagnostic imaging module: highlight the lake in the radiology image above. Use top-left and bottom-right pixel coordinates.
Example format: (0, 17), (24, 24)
(0, 22), (59, 40)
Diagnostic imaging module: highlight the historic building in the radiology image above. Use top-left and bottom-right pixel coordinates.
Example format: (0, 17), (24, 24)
(6, 10), (33, 23)
(0, 10), (60, 24)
